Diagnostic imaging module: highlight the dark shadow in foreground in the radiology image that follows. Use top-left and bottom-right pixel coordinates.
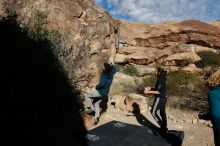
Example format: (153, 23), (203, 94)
(132, 102), (184, 146)
(86, 102), (184, 146)
(0, 16), (87, 146)
(88, 120), (172, 146)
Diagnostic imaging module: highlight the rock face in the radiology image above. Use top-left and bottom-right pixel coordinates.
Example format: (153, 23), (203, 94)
(109, 72), (143, 95)
(116, 46), (170, 65)
(1, 0), (220, 88)
(117, 20), (220, 69)
(110, 93), (148, 113)
(209, 20), (220, 29)
(162, 52), (201, 66)
(0, 0), (118, 88)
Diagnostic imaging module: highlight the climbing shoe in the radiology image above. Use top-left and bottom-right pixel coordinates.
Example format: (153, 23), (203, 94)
(93, 117), (99, 125)
(86, 107), (95, 114)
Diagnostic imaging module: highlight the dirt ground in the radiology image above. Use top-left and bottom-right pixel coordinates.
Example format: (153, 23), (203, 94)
(86, 105), (215, 146)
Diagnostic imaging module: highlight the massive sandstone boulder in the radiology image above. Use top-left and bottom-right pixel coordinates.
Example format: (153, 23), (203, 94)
(162, 52), (201, 66)
(0, 0), (118, 88)
(117, 20), (220, 68)
(119, 19), (220, 49)
(115, 46), (170, 65)
(109, 72), (143, 95)
(1, 0), (220, 88)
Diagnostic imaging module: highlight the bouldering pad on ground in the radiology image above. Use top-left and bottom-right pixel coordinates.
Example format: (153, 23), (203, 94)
(87, 121), (184, 146)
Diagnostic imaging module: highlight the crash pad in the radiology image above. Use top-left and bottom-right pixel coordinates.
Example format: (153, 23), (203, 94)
(87, 121), (184, 146)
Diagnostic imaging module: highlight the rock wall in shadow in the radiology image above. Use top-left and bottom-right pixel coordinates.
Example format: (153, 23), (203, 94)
(0, 16), (87, 146)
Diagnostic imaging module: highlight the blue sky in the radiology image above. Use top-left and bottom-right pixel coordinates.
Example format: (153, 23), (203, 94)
(94, 0), (220, 23)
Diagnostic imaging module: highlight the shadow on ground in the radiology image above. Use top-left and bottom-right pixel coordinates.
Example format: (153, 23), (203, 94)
(88, 120), (170, 146)
(87, 101), (184, 146)
(0, 15), (87, 146)
(132, 102), (184, 146)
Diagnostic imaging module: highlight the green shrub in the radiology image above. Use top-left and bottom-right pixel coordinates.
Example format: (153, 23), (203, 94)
(167, 70), (207, 97)
(27, 10), (47, 41)
(196, 51), (220, 68)
(115, 64), (139, 76)
(27, 10), (61, 47)
(47, 30), (62, 46)
(123, 65), (139, 76)
(142, 76), (157, 87)
(2, 2), (18, 17)
(114, 64), (124, 72)
(33, 10), (48, 28)
(141, 70), (209, 111)
(166, 70), (209, 111)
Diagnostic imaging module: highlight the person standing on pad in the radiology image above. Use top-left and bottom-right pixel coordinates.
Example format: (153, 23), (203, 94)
(144, 67), (168, 134)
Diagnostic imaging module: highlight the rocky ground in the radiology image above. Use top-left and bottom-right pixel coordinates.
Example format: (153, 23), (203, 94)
(85, 104), (214, 146)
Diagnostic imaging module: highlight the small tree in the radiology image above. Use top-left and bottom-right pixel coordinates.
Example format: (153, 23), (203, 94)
(196, 51), (220, 68)
(124, 65), (139, 76)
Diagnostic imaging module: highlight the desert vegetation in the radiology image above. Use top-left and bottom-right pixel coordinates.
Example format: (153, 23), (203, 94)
(115, 64), (139, 76)
(27, 10), (61, 48)
(113, 64), (210, 111)
(196, 51), (220, 69)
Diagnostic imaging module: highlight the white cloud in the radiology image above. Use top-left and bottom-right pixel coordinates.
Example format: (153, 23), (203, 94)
(94, 0), (103, 5)
(94, 0), (220, 23)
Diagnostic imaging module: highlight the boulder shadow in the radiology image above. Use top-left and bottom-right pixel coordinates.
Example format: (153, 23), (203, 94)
(0, 15), (87, 146)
